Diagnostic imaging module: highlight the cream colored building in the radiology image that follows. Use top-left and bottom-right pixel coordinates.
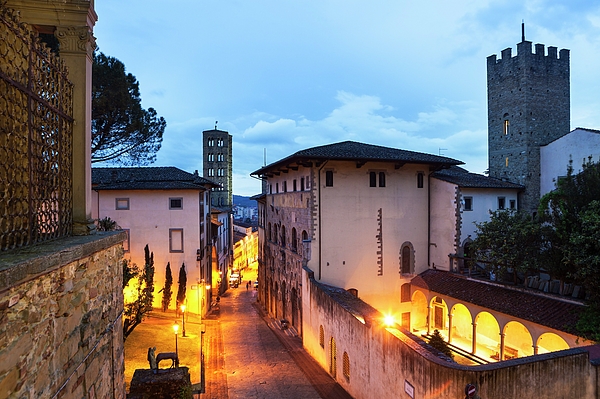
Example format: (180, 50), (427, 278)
(253, 141), (589, 365)
(251, 141), (462, 331)
(92, 167), (218, 316)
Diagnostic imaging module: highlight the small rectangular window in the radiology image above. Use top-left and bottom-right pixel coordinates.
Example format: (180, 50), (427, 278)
(498, 197), (506, 210)
(170, 197), (183, 209)
(293, 179), (297, 192)
(379, 172), (386, 187)
(369, 172), (377, 187)
(300, 177), (305, 191)
(400, 284), (411, 302)
(116, 198), (130, 210)
(269, 184), (273, 194)
(283, 181), (287, 192)
(504, 120), (510, 135)
(325, 170), (333, 187)
(510, 199), (516, 209)
(169, 228), (184, 253)
(464, 197), (473, 211)
(417, 172), (424, 188)
(276, 183), (279, 193)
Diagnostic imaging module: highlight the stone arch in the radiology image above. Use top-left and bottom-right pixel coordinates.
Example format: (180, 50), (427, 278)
(291, 287), (297, 327)
(430, 296), (449, 337)
(449, 303), (472, 348)
(291, 227), (297, 252)
(503, 321), (533, 359)
(537, 332), (569, 354)
(411, 290), (428, 333)
(474, 311), (500, 357)
(281, 281), (287, 320)
(273, 281), (279, 318)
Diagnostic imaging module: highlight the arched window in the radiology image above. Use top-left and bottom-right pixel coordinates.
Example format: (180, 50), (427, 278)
(319, 325), (325, 348)
(281, 225), (286, 247)
(347, 288), (358, 297)
(343, 352), (350, 381)
(267, 223), (272, 241)
(400, 242), (414, 275)
(291, 228), (297, 252)
(302, 230), (308, 241)
(273, 225), (278, 245)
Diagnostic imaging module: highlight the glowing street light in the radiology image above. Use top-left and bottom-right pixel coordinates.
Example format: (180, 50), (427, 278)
(181, 304), (186, 337)
(383, 314), (396, 327)
(173, 321), (179, 361)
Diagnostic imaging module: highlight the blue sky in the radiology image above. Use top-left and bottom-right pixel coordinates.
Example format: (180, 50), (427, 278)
(93, 1), (600, 196)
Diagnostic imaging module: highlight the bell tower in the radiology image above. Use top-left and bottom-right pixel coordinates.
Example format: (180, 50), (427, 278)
(487, 27), (570, 213)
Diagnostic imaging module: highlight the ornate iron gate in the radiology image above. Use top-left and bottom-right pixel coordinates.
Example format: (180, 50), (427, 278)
(0, 7), (73, 251)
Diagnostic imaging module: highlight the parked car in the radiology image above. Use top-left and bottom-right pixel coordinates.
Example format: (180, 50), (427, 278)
(253, 280), (258, 289)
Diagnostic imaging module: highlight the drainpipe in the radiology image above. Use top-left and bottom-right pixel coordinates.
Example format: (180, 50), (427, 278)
(428, 170), (432, 267)
(317, 160), (328, 280)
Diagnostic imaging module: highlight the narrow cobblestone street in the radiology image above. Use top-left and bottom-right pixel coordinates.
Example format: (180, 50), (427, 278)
(199, 265), (353, 399)
(125, 265), (353, 398)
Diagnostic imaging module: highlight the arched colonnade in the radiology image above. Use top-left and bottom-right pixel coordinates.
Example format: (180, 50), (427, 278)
(409, 289), (572, 362)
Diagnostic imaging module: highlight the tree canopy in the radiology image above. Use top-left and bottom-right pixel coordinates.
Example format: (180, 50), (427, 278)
(472, 158), (600, 340)
(92, 51), (166, 165)
(123, 244), (155, 341)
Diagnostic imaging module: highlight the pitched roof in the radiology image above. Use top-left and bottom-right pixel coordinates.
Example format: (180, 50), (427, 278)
(92, 167), (219, 190)
(433, 166), (524, 189)
(251, 141), (463, 176)
(411, 270), (584, 334)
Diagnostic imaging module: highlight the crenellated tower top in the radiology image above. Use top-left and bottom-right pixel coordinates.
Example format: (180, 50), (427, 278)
(487, 29), (570, 214)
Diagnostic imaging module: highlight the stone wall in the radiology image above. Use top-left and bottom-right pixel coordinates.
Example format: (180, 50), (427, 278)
(487, 41), (570, 213)
(302, 267), (599, 399)
(0, 232), (127, 399)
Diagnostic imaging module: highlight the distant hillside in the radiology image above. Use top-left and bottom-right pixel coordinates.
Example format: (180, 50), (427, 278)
(233, 195), (256, 207)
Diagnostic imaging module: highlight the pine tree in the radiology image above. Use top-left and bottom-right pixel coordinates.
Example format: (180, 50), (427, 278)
(161, 262), (173, 312)
(428, 329), (453, 359)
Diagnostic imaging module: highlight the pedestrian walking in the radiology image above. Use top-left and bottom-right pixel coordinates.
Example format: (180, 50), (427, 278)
(246, 282), (249, 290)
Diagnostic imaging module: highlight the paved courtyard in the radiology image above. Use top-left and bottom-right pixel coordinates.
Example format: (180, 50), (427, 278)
(124, 266), (352, 399)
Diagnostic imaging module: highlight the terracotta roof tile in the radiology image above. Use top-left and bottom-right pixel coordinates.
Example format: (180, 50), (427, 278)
(92, 167), (219, 190)
(433, 166), (524, 189)
(412, 270), (584, 333)
(252, 141), (463, 176)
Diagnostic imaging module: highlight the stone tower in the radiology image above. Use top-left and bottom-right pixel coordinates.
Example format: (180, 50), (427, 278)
(203, 128), (233, 209)
(487, 34), (570, 213)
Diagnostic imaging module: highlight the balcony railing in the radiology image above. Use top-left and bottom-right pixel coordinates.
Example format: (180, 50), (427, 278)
(0, 8), (73, 251)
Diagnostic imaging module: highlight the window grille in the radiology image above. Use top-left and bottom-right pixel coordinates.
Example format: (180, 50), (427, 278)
(343, 352), (350, 380)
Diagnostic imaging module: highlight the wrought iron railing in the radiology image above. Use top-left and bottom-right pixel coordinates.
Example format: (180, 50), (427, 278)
(0, 8), (73, 251)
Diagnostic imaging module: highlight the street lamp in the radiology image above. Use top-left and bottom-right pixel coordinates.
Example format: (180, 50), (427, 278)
(181, 304), (186, 337)
(173, 321), (179, 361)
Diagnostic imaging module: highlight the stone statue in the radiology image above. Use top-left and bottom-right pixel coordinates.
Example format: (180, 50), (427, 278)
(147, 347), (157, 373)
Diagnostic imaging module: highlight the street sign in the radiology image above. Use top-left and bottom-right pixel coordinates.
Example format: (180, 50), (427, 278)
(465, 384), (476, 397)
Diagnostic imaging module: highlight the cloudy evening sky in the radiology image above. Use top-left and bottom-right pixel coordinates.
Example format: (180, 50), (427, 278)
(93, 1), (600, 196)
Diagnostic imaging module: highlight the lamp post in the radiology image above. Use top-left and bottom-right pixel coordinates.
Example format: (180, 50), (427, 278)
(173, 321), (179, 362)
(181, 305), (186, 337)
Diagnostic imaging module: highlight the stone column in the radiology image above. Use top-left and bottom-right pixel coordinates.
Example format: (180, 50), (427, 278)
(55, 24), (96, 234)
(426, 304), (431, 335)
(499, 332), (506, 360)
(471, 322), (477, 354)
(447, 311), (454, 344)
